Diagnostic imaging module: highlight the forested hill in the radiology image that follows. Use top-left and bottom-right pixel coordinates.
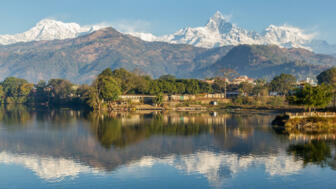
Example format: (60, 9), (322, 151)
(0, 27), (232, 83)
(0, 27), (335, 83)
(194, 45), (336, 80)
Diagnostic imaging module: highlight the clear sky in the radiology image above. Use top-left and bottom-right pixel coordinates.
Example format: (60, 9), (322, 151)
(0, 0), (335, 43)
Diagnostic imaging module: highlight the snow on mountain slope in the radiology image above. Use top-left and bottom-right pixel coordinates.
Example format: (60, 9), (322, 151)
(0, 12), (335, 55)
(0, 19), (107, 45)
(129, 11), (330, 52)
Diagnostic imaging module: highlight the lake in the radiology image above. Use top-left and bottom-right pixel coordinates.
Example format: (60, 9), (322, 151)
(0, 106), (336, 189)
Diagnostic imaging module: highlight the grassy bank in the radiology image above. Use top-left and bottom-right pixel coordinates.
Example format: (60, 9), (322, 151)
(272, 114), (336, 134)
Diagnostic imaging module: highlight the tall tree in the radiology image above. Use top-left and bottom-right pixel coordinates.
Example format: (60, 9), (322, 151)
(97, 76), (121, 102)
(252, 79), (268, 96)
(270, 73), (296, 95)
(238, 82), (254, 96)
(47, 79), (74, 104)
(217, 68), (238, 97)
(2, 77), (31, 103)
(287, 84), (332, 112)
(317, 67), (336, 108)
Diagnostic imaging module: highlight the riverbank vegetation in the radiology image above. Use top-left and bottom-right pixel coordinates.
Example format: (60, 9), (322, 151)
(272, 67), (336, 134)
(0, 67), (336, 112)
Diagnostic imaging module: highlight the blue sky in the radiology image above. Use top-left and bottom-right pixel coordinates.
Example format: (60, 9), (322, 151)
(0, 0), (335, 43)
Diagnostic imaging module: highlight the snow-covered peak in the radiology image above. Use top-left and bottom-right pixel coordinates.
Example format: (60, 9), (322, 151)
(210, 11), (231, 24)
(262, 24), (315, 48)
(206, 11), (235, 33)
(0, 19), (107, 45)
(129, 11), (331, 52)
(0, 13), (334, 55)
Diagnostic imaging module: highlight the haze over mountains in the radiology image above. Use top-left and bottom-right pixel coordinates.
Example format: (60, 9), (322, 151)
(0, 11), (336, 83)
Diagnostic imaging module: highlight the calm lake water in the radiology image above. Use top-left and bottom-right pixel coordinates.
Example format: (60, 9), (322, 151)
(0, 106), (336, 189)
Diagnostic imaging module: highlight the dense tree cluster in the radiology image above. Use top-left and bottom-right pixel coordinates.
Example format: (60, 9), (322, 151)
(0, 77), (89, 107)
(287, 84), (332, 112)
(1, 67), (336, 111)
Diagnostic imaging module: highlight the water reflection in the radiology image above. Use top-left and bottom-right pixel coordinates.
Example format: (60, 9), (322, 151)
(0, 151), (98, 182)
(287, 140), (336, 170)
(0, 106), (336, 188)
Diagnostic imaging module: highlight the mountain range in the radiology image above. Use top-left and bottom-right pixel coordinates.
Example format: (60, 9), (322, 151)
(0, 12), (336, 83)
(0, 27), (335, 83)
(0, 28), (234, 83)
(130, 11), (336, 55)
(0, 19), (105, 45)
(1, 11), (336, 56)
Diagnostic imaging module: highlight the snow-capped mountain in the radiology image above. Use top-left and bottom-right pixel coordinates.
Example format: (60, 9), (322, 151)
(0, 19), (106, 45)
(0, 12), (335, 56)
(129, 11), (336, 55)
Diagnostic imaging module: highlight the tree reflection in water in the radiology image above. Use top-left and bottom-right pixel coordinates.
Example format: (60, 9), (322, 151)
(287, 140), (332, 167)
(0, 104), (32, 127)
(4, 108), (336, 186)
(88, 112), (228, 149)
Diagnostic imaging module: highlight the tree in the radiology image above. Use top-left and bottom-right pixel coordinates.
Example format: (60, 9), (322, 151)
(252, 79), (268, 96)
(88, 80), (102, 110)
(317, 67), (336, 108)
(287, 141), (331, 167)
(154, 93), (164, 106)
(270, 73), (296, 95)
(159, 74), (176, 81)
(185, 79), (200, 94)
(238, 82), (254, 96)
(47, 79), (74, 104)
(0, 86), (4, 104)
(97, 76), (121, 101)
(111, 68), (140, 94)
(2, 77), (30, 103)
(88, 74), (121, 110)
(287, 84), (332, 112)
(19, 83), (34, 103)
(34, 80), (48, 104)
(217, 68), (238, 98)
(175, 82), (185, 94)
(317, 67), (336, 86)
(75, 84), (92, 105)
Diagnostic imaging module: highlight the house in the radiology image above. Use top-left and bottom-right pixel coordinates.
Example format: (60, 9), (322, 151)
(166, 94), (196, 101)
(226, 91), (241, 98)
(231, 76), (255, 85)
(203, 79), (215, 84)
(119, 95), (156, 104)
(204, 78), (230, 84)
(296, 77), (317, 87)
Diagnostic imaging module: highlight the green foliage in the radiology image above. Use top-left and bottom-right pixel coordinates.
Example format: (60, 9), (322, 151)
(317, 67), (336, 87)
(1, 77), (32, 104)
(159, 74), (176, 81)
(154, 93), (164, 105)
(48, 79), (73, 98)
(251, 79), (268, 96)
(238, 82), (254, 96)
(0, 86), (4, 104)
(1, 67), (333, 112)
(287, 141), (331, 167)
(110, 68), (143, 94)
(233, 96), (287, 106)
(270, 73), (296, 95)
(97, 76), (121, 101)
(185, 79), (200, 94)
(287, 84), (333, 111)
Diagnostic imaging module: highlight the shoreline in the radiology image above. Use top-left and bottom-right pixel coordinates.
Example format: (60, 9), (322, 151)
(272, 112), (336, 134)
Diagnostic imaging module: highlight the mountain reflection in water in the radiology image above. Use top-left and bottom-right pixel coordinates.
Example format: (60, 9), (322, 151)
(1, 105), (336, 188)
